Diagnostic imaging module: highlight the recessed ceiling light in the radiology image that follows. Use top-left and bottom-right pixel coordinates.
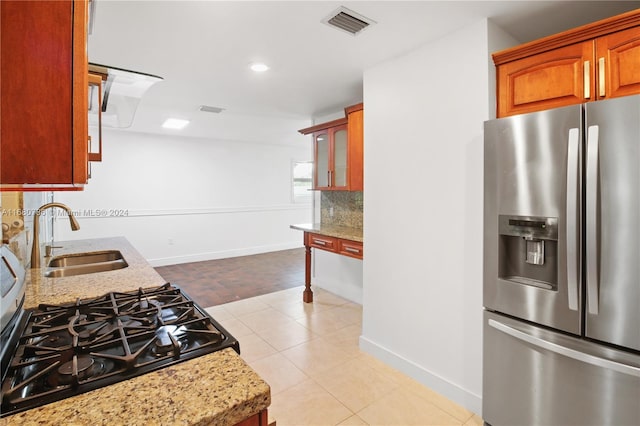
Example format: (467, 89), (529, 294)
(162, 118), (190, 129)
(250, 63), (269, 72)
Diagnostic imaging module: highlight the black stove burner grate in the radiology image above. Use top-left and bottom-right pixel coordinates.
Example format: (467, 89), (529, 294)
(0, 283), (239, 418)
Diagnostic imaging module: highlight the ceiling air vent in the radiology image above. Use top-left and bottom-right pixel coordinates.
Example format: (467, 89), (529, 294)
(322, 6), (375, 36)
(199, 105), (225, 114)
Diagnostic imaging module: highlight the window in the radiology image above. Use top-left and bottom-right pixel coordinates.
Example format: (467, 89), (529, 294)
(292, 161), (313, 203)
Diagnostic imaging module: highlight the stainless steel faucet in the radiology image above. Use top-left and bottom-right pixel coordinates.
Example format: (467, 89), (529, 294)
(30, 202), (80, 268)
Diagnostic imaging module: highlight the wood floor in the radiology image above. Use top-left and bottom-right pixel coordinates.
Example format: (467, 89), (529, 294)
(155, 248), (306, 307)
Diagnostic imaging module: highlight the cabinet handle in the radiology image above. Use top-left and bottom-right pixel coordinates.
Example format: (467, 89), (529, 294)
(598, 57), (606, 97)
(586, 125), (600, 315)
(88, 73), (103, 162)
(583, 60), (591, 99)
(566, 128), (580, 311)
(488, 319), (640, 378)
(313, 239), (327, 246)
(344, 247), (360, 254)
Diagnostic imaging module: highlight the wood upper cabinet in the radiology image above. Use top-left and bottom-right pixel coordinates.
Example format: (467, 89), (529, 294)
(299, 103), (363, 191)
(597, 25), (640, 100)
(313, 124), (348, 190)
(1, 0), (90, 190)
(345, 104), (364, 191)
(494, 10), (640, 117)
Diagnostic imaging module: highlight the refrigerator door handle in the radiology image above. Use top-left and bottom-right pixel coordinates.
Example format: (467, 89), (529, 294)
(566, 128), (580, 311)
(488, 319), (640, 378)
(586, 125), (600, 315)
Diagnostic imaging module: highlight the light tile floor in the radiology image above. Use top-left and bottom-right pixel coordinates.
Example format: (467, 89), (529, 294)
(205, 286), (483, 426)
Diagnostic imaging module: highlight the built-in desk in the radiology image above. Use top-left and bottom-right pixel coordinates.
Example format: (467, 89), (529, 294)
(290, 223), (363, 303)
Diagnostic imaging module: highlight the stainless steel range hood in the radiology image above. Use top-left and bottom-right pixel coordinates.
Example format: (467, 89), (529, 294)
(88, 63), (162, 128)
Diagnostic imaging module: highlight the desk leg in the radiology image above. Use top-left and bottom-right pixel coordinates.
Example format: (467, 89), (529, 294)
(303, 234), (313, 303)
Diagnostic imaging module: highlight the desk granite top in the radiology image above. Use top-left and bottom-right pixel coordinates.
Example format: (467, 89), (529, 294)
(290, 223), (363, 242)
(0, 237), (270, 426)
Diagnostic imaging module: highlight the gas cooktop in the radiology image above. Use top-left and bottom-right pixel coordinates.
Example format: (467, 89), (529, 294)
(0, 283), (239, 417)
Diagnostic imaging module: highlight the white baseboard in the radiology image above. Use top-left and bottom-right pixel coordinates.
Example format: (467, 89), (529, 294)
(147, 242), (304, 267)
(358, 335), (482, 415)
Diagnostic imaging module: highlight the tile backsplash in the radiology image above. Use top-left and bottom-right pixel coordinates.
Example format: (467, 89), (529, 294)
(1, 192), (48, 267)
(320, 191), (363, 229)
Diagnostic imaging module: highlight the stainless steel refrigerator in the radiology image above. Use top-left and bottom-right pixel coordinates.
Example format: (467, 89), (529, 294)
(483, 95), (640, 426)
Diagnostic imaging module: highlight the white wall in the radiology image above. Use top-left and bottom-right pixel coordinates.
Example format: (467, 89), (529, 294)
(54, 127), (312, 265)
(360, 19), (516, 415)
(313, 250), (363, 303)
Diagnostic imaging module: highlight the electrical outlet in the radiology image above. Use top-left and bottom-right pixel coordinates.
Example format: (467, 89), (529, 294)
(329, 207), (334, 217)
(168, 238), (174, 245)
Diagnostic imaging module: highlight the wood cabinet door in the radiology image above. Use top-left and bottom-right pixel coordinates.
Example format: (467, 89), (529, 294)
(233, 409), (269, 426)
(496, 41), (594, 117)
(346, 108), (364, 191)
(1, 0), (88, 189)
(596, 26), (640, 100)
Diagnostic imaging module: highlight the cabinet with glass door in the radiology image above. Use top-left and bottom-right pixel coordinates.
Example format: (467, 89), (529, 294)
(313, 124), (348, 190)
(299, 103), (363, 191)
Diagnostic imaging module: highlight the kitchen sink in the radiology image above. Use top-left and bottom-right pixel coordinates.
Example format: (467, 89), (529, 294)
(47, 250), (124, 267)
(45, 250), (128, 278)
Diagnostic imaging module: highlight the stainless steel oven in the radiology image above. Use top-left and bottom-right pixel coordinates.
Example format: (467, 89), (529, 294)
(0, 246), (26, 368)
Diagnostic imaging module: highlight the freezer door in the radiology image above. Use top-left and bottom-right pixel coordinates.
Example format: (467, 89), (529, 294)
(483, 311), (640, 426)
(585, 95), (640, 351)
(484, 105), (582, 334)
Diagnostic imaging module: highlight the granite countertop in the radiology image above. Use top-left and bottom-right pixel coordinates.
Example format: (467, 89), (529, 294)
(290, 223), (363, 242)
(21, 236), (167, 310)
(1, 237), (270, 426)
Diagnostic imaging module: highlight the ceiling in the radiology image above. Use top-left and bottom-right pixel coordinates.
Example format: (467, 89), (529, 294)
(89, 1), (640, 144)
